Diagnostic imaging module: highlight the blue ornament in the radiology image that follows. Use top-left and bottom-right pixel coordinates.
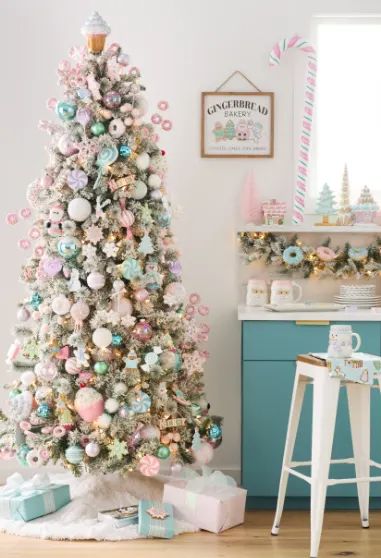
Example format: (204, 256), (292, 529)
(348, 247), (368, 262)
(119, 404), (133, 418)
(57, 236), (80, 259)
(121, 258), (142, 281)
(112, 333), (123, 347)
(119, 145), (132, 158)
(157, 212), (171, 227)
(17, 443), (30, 467)
(208, 423), (222, 440)
(56, 101), (77, 121)
(65, 445), (84, 465)
(282, 245), (304, 266)
(30, 292), (42, 310)
(130, 391), (151, 414)
(97, 145), (119, 169)
(76, 88), (91, 100)
(37, 402), (51, 419)
(146, 282), (160, 291)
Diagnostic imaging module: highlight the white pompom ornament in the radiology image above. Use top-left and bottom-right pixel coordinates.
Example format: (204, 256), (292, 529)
(131, 180), (147, 200)
(85, 441), (100, 458)
(136, 153), (150, 170)
(68, 198), (92, 222)
(92, 327), (112, 348)
(20, 371), (36, 387)
(96, 413), (112, 429)
(87, 272), (106, 290)
(140, 425), (160, 441)
(148, 174), (162, 189)
(105, 398), (119, 414)
(51, 295), (71, 315)
(70, 300), (90, 322)
(113, 382), (127, 395)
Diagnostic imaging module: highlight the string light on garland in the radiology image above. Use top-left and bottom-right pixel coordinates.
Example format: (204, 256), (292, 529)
(239, 232), (381, 279)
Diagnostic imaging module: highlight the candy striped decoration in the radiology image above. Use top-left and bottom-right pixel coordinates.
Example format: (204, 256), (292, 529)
(269, 35), (317, 224)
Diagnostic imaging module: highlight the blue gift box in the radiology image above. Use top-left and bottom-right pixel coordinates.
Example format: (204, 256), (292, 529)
(0, 481), (71, 522)
(138, 500), (174, 539)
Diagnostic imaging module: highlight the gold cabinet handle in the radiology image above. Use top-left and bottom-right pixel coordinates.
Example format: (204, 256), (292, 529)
(295, 320), (330, 326)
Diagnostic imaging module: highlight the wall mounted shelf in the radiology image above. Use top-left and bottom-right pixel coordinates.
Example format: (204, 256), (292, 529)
(238, 225), (381, 234)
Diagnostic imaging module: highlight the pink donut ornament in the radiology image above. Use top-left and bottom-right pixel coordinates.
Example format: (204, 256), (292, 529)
(6, 212), (18, 225)
(161, 120), (172, 132)
(18, 239), (31, 250)
(151, 113), (162, 125)
(158, 100), (169, 111)
(139, 454), (161, 477)
(19, 208), (32, 220)
(316, 246), (337, 262)
(46, 97), (58, 111)
(74, 387), (104, 422)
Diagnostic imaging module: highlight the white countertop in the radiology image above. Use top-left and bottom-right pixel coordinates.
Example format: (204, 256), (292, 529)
(238, 305), (381, 322)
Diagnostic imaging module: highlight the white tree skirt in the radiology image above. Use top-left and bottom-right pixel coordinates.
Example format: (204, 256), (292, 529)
(0, 471), (198, 540)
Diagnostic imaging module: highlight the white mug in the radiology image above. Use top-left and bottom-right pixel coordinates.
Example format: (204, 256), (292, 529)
(270, 280), (303, 305)
(327, 325), (361, 358)
(246, 279), (268, 307)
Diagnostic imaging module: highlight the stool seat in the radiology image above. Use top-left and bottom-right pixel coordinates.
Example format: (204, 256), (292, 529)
(271, 353), (381, 557)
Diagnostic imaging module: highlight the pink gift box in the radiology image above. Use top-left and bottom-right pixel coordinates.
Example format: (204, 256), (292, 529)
(163, 478), (247, 533)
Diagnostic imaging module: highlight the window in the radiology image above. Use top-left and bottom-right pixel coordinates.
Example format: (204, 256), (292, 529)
(313, 18), (381, 207)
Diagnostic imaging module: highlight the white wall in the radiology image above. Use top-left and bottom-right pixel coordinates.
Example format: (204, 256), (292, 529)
(0, 0), (380, 481)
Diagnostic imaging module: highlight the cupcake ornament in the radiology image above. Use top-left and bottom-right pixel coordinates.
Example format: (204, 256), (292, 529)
(81, 12), (111, 54)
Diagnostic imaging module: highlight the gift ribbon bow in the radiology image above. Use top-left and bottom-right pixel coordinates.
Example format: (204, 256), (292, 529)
(0, 472), (56, 519)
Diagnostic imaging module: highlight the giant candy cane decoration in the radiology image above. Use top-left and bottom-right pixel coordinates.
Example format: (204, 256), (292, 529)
(269, 35), (317, 224)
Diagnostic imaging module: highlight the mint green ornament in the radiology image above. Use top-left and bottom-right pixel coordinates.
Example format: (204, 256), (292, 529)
(121, 258), (142, 281)
(94, 361), (109, 375)
(91, 122), (106, 136)
(157, 445), (170, 459)
(65, 445), (84, 464)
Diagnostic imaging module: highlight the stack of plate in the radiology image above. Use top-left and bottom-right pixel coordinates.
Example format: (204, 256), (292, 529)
(334, 284), (381, 308)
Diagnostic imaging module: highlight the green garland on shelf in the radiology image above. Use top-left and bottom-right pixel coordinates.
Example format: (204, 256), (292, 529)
(238, 232), (381, 278)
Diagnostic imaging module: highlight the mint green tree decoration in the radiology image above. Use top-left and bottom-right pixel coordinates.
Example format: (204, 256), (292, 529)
(315, 183), (337, 225)
(224, 120), (235, 140)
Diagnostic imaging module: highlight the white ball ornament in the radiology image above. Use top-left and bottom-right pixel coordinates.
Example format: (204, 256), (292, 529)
(96, 413), (112, 429)
(20, 371), (36, 387)
(85, 441), (100, 458)
(136, 153), (150, 170)
(87, 272), (106, 290)
(52, 294), (71, 315)
(131, 180), (147, 200)
(68, 198), (92, 222)
(70, 300), (90, 322)
(105, 398), (119, 414)
(148, 174), (162, 189)
(140, 425), (160, 441)
(150, 189), (163, 200)
(113, 382), (127, 395)
(92, 327), (112, 348)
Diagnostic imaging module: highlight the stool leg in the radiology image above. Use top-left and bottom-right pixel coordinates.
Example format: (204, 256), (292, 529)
(310, 375), (340, 558)
(271, 372), (306, 535)
(347, 383), (370, 528)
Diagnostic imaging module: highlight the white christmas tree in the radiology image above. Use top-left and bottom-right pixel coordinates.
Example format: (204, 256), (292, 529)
(315, 183), (336, 225)
(336, 164), (353, 225)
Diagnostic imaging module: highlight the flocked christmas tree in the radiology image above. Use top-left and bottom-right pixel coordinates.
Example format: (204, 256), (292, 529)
(315, 182), (336, 225)
(336, 164), (353, 226)
(0, 13), (221, 475)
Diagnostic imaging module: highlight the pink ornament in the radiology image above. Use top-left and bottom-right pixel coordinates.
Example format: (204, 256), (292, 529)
(316, 246), (337, 262)
(19, 420), (31, 431)
(107, 42), (120, 54)
(76, 107), (92, 127)
(28, 227), (41, 240)
(151, 113), (162, 125)
(58, 134), (78, 156)
(192, 441), (214, 465)
(152, 133), (160, 143)
(65, 357), (81, 375)
(185, 304), (195, 316)
(158, 101), (169, 111)
(120, 103), (133, 113)
(55, 346), (70, 360)
(132, 319), (153, 342)
(42, 257), (63, 277)
(74, 387), (104, 422)
(135, 288), (149, 302)
(119, 200), (135, 237)
(18, 239), (31, 250)
(161, 120), (172, 131)
(34, 245), (45, 258)
(19, 207), (32, 220)
(124, 117), (133, 126)
(0, 448), (16, 461)
(6, 212), (18, 225)
(46, 98), (58, 110)
(139, 454), (160, 477)
(40, 174), (53, 188)
(198, 305), (209, 316)
(78, 371), (93, 385)
(189, 293), (201, 305)
(129, 67), (140, 77)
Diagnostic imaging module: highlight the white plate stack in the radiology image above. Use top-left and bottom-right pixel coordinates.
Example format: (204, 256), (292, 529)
(334, 284), (381, 308)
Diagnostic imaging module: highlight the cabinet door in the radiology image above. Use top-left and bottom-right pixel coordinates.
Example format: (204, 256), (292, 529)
(242, 360), (381, 498)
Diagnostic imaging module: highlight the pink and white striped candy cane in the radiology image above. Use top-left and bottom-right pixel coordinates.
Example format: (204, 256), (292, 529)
(269, 35), (317, 224)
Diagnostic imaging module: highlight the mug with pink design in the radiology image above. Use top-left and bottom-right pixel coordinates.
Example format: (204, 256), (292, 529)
(270, 280), (303, 305)
(328, 325), (361, 358)
(246, 279), (268, 306)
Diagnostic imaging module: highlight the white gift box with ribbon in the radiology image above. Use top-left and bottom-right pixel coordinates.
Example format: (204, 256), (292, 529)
(162, 467), (247, 533)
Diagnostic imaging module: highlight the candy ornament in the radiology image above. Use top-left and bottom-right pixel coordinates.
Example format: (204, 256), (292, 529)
(97, 145), (118, 169)
(139, 454), (160, 477)
(68, 198), (92, 222)
(74, 387), (104, 422)
(67, 169), (88, 191)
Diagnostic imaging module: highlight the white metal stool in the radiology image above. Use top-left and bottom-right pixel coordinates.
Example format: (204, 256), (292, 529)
(271, 354), (381, 558)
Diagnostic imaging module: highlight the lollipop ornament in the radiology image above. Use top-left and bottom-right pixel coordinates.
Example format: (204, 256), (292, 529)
(81, 12), (111, 54)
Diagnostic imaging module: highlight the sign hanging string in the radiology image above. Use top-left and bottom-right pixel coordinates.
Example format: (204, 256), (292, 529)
(215, 70), (262, 92)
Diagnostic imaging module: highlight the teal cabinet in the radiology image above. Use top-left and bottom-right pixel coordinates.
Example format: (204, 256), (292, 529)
(241, 320), (381, 509)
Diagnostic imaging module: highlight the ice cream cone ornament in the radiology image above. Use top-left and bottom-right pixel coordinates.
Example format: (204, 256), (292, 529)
(81, 11), (110, 54)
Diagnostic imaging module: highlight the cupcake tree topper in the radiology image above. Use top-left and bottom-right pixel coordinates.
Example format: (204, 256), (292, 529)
(81, 11), (111, 54)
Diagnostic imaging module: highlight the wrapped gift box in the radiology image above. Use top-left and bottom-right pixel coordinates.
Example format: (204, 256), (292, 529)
(163, 469), (247, 533)
(0, 473), (71, 522)
(138, 499), (174, 539)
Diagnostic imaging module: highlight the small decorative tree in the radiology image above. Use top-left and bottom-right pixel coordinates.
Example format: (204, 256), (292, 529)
(336, 164), (353, 226)
(240, 171), (262, 224)
(315, 183), (337, 225)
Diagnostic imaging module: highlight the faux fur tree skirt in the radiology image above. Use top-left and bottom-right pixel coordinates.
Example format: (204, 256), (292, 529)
(0, 472), (197, 540)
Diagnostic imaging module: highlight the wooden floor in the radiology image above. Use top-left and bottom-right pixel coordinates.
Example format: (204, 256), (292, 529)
(1, 510), (380, 557)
